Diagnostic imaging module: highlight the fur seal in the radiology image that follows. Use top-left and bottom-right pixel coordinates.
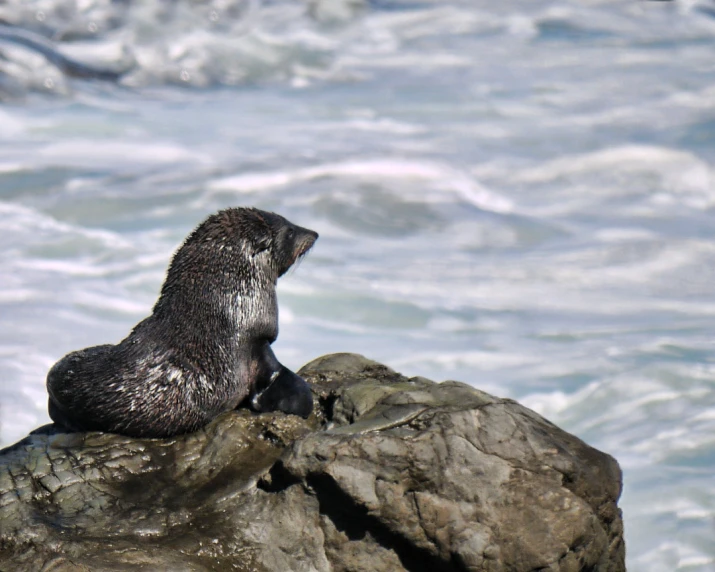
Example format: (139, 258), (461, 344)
(46, 207), (318, 438)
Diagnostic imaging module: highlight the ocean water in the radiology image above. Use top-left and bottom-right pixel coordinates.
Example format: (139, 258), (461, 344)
(1, 0), (714, 569)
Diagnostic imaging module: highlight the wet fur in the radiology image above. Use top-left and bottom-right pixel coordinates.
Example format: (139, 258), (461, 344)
(46, 208), (318, 438)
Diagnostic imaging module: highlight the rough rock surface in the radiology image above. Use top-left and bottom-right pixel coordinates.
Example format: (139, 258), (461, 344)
(0, 353), (625, 572)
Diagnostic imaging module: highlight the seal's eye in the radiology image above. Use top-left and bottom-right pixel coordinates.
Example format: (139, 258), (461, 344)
(287, 228), (295, 240)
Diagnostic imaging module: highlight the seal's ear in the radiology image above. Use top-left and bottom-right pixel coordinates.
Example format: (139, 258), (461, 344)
(245, 209), (273, 255)
(252, 232), (272, 254)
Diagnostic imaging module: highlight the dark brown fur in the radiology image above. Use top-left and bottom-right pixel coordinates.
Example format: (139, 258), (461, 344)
(46, 207), (318, 438)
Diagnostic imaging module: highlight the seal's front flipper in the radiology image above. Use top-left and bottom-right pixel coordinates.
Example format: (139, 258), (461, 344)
(252, 367), (313, 418)
(249, 341), (313, 418)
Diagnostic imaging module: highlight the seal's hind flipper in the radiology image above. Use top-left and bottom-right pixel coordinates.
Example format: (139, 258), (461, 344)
(252, 367), (313, 419)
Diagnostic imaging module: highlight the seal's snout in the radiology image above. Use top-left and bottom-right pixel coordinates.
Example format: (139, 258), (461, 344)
(272, 219), (318, 276)
(290, 226), (318, 267)
(298, 228), (318, 255)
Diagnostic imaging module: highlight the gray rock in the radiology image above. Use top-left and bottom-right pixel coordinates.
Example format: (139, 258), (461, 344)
(0, 353), (625, 571)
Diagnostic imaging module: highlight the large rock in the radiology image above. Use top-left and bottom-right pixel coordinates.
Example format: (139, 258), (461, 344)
(0, 353), (624, 571)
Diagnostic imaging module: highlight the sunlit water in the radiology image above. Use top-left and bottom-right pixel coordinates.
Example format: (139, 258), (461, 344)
(1, 0), (714, 569)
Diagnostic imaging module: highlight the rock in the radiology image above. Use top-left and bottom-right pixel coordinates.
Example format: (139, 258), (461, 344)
(0, 353), (625, 571)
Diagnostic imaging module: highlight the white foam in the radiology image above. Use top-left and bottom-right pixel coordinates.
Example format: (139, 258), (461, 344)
(519, 390), (572, 419)
(514, 145), (711, 185)
(391, 349), (542, 372)
(14, 258), (112, 277)
(37, 140), (214, 169)
(209, 159), (513, 213)
(0, 110), (25, 138)
(341, 118), (425, 135)
(0, 162), (23, 173)
(0, 289), (39, 303)
(0, 200), (131, 248)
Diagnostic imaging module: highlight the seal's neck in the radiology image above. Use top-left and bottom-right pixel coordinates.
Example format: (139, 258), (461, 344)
(152, 247), (278, 342)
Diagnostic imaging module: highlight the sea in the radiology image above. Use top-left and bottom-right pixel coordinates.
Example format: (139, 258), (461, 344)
(0, 0), (713, 569)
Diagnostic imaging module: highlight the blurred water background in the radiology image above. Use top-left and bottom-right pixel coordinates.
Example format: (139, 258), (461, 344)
(0, 0), (714, 569)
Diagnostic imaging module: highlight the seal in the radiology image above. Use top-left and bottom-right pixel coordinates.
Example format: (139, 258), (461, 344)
(46, 207), (318, 438)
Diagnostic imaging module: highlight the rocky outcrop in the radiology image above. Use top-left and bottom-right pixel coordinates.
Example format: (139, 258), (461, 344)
(0, 353), (625, 571)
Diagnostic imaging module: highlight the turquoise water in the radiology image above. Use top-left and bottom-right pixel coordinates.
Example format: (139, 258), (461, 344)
(1, 1), (714, 569)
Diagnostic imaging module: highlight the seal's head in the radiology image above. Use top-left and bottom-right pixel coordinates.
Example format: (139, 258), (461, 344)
(256, 209), (319, 277)
(158, 207), (318, 305)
